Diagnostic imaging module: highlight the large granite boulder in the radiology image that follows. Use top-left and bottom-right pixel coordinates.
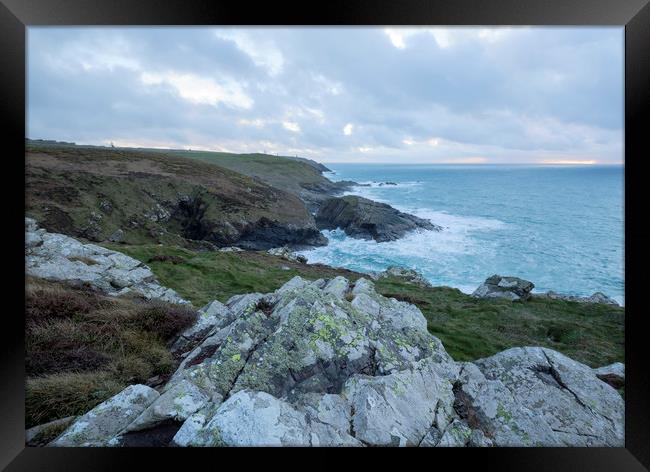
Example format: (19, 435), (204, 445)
(50, 276), (624, 448)
(472, 275), (535, 301)
(315, 196), (441, 242)
(25, 217), (189, 305)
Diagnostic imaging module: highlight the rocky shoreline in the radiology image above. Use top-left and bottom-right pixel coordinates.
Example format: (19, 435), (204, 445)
(26, 141), (440, 252)
(25, 219), (624, 447)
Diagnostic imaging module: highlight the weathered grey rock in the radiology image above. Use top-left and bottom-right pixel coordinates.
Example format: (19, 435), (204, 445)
(275, 275), (309, 294)
(323, 275), (350, 299)
(267, 245), (307, 263)
(26, 416), (77, 447)
(125, 380), (211, 432)
(343, 357), (459, 446)
(171, 403), (222, 447)
(191, 390), (359, 446)
(49, 385), (159, 447)
(472, 275), (535, 301)
(593, 362), (625, 388)
(172, 300), (233, 354)
(315, 195), (442, 242)
(25, 218), (189, 305)
(452, 361), (557, 446)
(163, 276), (447, 414)
(53, 273), (625, 448)
(542, 291), (620, 306)
(219, 246), (243, 252)
(436, 419), (473, 447)
(473, 347), (624, 446)
(373, 266), (432, 288)
(108, 229), (124, 242)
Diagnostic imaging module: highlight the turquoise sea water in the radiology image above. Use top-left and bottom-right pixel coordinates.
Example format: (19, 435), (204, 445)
(298, 164), (625, 305)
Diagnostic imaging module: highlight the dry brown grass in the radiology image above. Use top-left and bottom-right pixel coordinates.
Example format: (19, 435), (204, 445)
(25, 277), (197, 428)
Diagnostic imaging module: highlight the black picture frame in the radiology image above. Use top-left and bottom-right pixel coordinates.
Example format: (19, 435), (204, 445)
(2, 0), (649, 469)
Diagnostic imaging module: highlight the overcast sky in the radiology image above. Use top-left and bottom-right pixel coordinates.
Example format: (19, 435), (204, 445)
(27, 27), (623, 164)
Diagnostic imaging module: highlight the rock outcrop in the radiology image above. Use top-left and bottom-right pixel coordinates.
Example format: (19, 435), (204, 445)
(538, 291), (620, 306)
(25, 218), (189, 305)
(593, 362), (625, 389)
(50, 275), (624, 447)
(472, 275), (535, 301)
(267, 246), (308, 263)
(315, 196), (441, 242)
(370, 266), (432, 288)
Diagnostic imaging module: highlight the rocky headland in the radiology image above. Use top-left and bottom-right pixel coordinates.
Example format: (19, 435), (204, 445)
(26, 142), (327, 251)
(315, 195), (441, 242)
(26, 141), (436, 251)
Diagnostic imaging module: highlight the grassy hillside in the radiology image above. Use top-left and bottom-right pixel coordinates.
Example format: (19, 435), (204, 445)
(163, 150), (331, 195)
(26, 142), (321, 249)
(155, 149), (349, 210)
(105, 244), (624, 368)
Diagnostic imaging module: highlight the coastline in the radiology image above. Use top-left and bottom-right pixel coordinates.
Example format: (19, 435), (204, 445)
(308, 165), (624, 306)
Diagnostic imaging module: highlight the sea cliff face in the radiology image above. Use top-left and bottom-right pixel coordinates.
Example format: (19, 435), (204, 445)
(26, 143), (327, 250)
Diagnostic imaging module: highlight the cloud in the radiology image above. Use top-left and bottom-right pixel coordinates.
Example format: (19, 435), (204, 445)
(27, 27), (623, 164)
(140, 71), (253, 109)
(213, 30), (284, 76)
(282, 121), (301, 133)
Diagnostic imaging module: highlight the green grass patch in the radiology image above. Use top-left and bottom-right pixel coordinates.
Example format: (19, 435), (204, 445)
(374, 277), (624, 367)
(102, 243), (362, 306)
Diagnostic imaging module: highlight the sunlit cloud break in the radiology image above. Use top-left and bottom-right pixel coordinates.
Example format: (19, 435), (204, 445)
(540, 160), (598, 165)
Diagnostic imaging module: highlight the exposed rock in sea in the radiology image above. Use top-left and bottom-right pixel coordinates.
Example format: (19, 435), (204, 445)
(315, 195), (441, 242)
(25, 217), (189, 305)
(267, 245), (307, 263)
(370, 266), (432, 288)
(472, 275), (535, 301)
(50, 275), (624, 447)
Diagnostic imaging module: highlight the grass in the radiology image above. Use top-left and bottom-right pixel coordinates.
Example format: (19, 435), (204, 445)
(25, 142), (312, 248)
(165, 149), (331, 198)
(25, 277), (197, 428)
(102, 243), (362, 306)
(374, 277), (624, 368)
(101, 244), (624, 368)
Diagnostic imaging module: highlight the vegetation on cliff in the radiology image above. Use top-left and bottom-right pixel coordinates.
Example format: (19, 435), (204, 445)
(26, 142), (324, 250)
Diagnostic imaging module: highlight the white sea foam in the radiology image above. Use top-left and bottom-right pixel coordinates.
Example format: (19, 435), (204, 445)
(299, 207), (508, 292)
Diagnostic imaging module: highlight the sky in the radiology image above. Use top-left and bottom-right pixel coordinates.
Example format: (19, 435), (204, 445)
(27, 27), (623, 164)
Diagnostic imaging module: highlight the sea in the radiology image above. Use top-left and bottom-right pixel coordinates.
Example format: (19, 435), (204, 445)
(297, 164), (625, 305)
